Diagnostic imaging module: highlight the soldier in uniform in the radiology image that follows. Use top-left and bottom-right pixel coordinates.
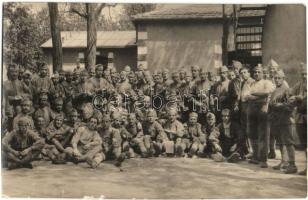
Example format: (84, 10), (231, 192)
(217, 109), (243, 162)
(162, 108), (185, 157)
(162, 68), (172, 87)
(203, 112), (224, 162)
(61, 71), (75, 112)
(183, 112), (206, 158)
(50, 73), (66, 101)
(2, 118), (45, 169)
(125, 113), (148, 158)
(246, 64), (275, 168)
(12, 98), (35, 131)
(45, 115), (74, 164)
(31, 63), (55, 103)
(269, 70), (297, 173)
(69, 117), (104, 168)
(142, 109), (168, 157)
(228, 61), (242, 121)
(34, 91), (55, 126)
(190, 65), (201, 89)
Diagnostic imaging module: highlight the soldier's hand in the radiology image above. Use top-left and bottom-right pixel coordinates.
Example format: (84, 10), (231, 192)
(73, 149), (82, 157)
(215, 144), (222, 152)
(12, 150), (21, 157)
(20, 148), (31, 156)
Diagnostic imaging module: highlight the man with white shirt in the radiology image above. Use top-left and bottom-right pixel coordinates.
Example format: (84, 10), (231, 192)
(246, 64), (276, 168)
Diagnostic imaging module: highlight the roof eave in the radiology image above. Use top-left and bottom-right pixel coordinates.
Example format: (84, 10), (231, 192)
(132, 16), (224, 23)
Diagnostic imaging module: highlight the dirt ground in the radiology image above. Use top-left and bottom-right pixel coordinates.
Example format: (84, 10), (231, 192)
(1, 150), (307, 198)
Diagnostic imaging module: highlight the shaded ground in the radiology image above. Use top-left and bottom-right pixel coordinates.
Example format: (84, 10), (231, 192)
(2, 150), (307, 198)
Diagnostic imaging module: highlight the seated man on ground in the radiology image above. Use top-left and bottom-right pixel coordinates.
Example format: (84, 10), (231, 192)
(68, 117), (104, 169)
(2, 117), (45, 169)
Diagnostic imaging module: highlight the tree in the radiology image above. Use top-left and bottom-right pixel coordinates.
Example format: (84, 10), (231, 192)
(70, 3), (105, 70)
(3, 3), (46, 72)
(48, 3), (63, 72)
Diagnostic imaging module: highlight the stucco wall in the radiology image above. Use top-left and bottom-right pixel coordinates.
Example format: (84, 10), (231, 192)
(43, 47), (137, 73)
(141, 20), (223, 73)
(262, 5), (306, 86)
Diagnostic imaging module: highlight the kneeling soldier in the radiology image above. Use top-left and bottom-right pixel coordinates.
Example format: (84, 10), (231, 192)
(2, 117), (45, 169)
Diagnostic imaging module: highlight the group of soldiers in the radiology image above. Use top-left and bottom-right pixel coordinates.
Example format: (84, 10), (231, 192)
(2, 60), (307, 175)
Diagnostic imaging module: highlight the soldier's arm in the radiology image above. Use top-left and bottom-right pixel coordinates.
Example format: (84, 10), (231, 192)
(29, 131), (45, 151)
(71, 127), (82, 149)
(136, 122), (144, 137)
(2, 131), (19, 155)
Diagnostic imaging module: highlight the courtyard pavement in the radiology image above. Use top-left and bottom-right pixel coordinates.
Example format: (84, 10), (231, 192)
(1, 150), (307, 198)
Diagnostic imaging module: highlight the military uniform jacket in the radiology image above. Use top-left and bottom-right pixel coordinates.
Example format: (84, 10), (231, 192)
(2, 129), (45, 152)
(183, 122), (206, 143)
(46, 122), (72, 146)
(142, 121), (168, 142)
(163, 120), (185, 141)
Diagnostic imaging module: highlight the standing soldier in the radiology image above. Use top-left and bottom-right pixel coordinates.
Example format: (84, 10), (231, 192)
(51, 73), (66, 101)
(34, 91), (55, 126)
(239, 67), (255, 158)
(290, 63), (307, 175)
(190, 65), (201, 89)
(2, 118), (45, 169)
(61, 71), (75, 112)
(31, 63), (55, 104)
(162, 68), (172, 87)
(269, 70), (297, 173)
(246, 64), (275, 168)
(228, 61), (242, 120)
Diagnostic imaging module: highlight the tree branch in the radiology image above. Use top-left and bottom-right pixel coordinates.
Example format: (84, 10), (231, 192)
(70, 7), (87, 18)
(95, 3), (106, 18)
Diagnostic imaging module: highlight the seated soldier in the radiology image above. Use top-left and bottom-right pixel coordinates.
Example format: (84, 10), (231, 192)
(203, 112), (224, 162)
(12, 98), (35, 130)
(45, 115), (74, 164)
(183, 112), (206, 158)
(125, 113), (148, 158)
(142, 109), (168, 157)
(68, 117), (104, 169)
(217, 109), (242, 163)
(52, 98), (66, 120)
(162, 108), (185, 157)
(34, 91), (55, 125)
(98, 114), (125, 167)
(2, 117), (45, 169)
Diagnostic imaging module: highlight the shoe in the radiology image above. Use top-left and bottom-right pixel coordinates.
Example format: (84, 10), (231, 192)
(227, 152), (241, 163)
(284, 165), (298, 174)
(298, 168), (307, 176)
(7, 162), (20, 170)
(52, 159), (67, 165)
(272, 162), (282, 170)
(268, 151), (276, 159)
(248, 159), (259, 164)
(260, 162), (268, 168)
(91, 161), (100, 169)
(192, 155), (198, 159)
(245, 152), (253, 159)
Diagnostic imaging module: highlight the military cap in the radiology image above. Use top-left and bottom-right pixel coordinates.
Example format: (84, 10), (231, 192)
(147, 109), (157, 118)
(191, 65), (200, 70)
(69, 108), (78, 115)
(221, 109), (231, 116)
(24, 70), (32, 76)
(219, 66), (229, 73)
(21, 98), (32, 105)
(189, 112), (198, 118)
(18, 117), (30, 126)
(232, 60), (243, 69)
(254, 63), (263, 71)
(206, 112), (216, 119)
(124, 65), (131, 73)
(55, 114), (64, 120)
(8, 63), (19, 72)
(54, 98), (64, 104)
(275, 69), (285, 78)
(268, 58), (279, 68)
(162, 68), (169, 73)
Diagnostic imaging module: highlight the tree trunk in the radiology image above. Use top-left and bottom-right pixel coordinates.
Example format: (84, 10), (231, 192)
(48, 3), (63, 72)
(85, 3), (97, 71)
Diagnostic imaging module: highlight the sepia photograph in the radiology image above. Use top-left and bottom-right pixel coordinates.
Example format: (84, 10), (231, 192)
(1, 2), (307, 198)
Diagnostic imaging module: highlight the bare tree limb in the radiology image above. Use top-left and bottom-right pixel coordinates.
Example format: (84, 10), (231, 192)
(95, 3), (106, 18)
(70, 7), (87, 18)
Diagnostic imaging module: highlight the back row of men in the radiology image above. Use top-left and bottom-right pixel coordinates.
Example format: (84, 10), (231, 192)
(2, 61), (307, 175)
